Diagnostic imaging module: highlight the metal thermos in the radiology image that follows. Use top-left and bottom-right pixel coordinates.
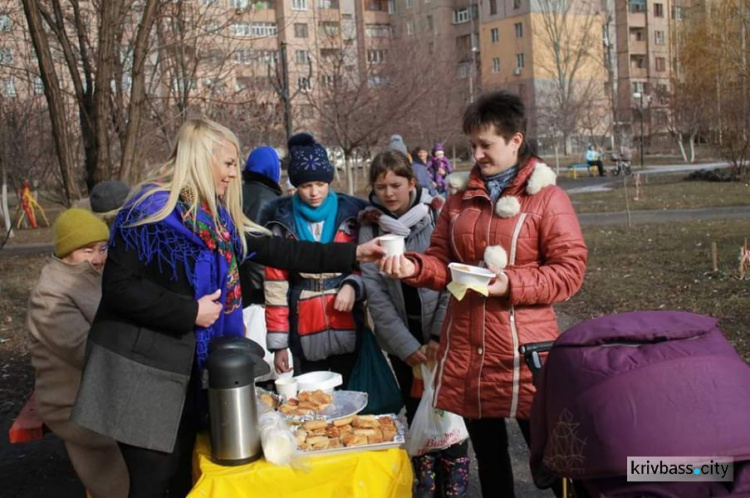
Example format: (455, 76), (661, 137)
(206, 346), (262, 465)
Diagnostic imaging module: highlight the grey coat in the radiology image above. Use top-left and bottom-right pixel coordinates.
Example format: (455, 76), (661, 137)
(358, 201), (447, 361)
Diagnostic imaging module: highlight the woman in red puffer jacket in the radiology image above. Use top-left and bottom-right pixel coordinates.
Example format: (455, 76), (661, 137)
(381, 91), (587, 498)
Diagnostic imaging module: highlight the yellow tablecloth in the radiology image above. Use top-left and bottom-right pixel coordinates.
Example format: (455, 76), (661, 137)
(190, 434), (413, 498)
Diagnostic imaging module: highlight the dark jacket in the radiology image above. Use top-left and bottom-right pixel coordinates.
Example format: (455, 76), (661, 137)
(240, 171), (283, 305)
(72, 221), (361, 453)
(412, 157), (438, 196)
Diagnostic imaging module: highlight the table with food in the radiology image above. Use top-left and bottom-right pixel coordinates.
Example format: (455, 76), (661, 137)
(189, 366), (413, 498)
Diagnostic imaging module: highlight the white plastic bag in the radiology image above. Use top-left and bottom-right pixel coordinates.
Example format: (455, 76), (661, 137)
(258, 411), (298, 466)
(405, 363), (469, 457)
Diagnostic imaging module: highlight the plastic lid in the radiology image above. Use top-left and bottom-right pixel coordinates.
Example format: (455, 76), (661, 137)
(209, 336), (265, 358)
(207, 349), (256, 389)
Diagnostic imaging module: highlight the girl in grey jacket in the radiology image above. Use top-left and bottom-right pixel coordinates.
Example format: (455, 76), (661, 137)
(359, 150), (469, 497)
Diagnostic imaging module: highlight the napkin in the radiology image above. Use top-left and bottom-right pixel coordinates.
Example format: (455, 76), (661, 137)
(446, 282), (490, 301)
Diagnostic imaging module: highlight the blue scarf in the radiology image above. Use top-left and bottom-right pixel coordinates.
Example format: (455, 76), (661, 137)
(484, 165), (519, 202)
(292, 190), (339, 243)
(113, 188), (245, 370)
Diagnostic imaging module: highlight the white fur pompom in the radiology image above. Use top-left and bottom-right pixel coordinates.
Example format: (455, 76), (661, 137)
(526, 162), (556, 195)
(484, 245), (508, 271)
(447, 171), (470, 194)
(495, 195), (521, 218)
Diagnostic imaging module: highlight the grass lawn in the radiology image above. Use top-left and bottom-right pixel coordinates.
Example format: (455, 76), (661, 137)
(558, 218), (750, 360)
(570, 178), (750, 214)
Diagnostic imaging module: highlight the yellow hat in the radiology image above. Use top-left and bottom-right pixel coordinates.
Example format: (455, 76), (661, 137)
(53, 208), (109, 258)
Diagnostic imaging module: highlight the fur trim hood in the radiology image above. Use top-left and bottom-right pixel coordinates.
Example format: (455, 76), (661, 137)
(455, 159), (557, 218)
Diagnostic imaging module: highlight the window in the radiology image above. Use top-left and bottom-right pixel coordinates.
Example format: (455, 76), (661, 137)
(453, 7), (471, 24)
(513, 0), (521, 9)
(171, 78), (197, 93)
(298, 76), (312, 92)
(2, 78), (16, 97)
(514, 22), (523, 37)
(0, 47), (13, 64)
(406, 0), (412, 8)
(319, 21), (340, 36)
(457, 62), (472, 78)
(318, 0), (339, 7)
(426, 15), (433, 31)
(492, 57), (500, 73)
(367, 0), (384, 10)
(491, 28), (499, 43)
(230, 0), (249, 8)
(0, 14), (11, 31)
(365, 24), (392, 37)
(367, 49), (386, 64)
(516, 53), (525, 69)
(489, 0), (497, 15)
(406, 20), (414, 36)
(632, 81), (644, 94)
(654, 30), (665, 45)
(320, 48), (340, 62)
(628, 0), (646, 13)
(656, 83), (668, 101)
(654, 3), (663, 17)
(299, 105), (315, 120)
(368, 75), (388, 87)
(631, 28), (643, 41)
(34, 76), (44, 95)
(251, 22), (277, 36)
(634, 56), (644, 68)
(253, 0), (275, 8)
(655, 57), (666, 71)
(233, 49), (277, 65)
(294, 23), (308, 38)
(672, 6), (684, 19)
(292, 0), (308, 9)
(295, 49), (310, 64)
(388, 0), (394, 14)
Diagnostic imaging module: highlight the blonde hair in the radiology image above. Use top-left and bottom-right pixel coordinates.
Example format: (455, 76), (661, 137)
(126, 118), (268, 258)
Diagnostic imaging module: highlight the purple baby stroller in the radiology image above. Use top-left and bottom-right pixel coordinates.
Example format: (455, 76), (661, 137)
(523, 311), (750, 497)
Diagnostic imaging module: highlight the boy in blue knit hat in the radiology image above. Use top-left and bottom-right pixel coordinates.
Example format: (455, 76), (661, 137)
(258, 133), (368, 385)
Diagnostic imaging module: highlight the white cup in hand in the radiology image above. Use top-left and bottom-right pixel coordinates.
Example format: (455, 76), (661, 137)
(379, 235), (405, 257)
(275, 377), (298, 401)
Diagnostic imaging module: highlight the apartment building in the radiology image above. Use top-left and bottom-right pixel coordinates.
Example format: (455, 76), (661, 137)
(478, 0), (608, 145)
(609, 0), (687, 147)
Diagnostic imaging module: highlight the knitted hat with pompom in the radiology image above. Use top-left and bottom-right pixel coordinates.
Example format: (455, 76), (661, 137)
(287, 133), (334, 187)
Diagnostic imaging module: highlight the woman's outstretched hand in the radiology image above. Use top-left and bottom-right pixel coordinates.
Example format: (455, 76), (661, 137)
(355, 238), (387, 262)
(379, 255), (416, 279)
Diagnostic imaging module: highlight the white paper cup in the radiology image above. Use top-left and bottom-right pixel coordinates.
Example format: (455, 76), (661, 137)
(380, 234), (405, 257)
(275, 378), (298, 400)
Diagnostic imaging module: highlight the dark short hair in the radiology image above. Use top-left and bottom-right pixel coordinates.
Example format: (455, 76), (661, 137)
(369, 150), (414, 186)
(462, 90), (533, 164)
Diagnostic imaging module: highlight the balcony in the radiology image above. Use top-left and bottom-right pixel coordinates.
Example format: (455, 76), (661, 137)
(629, 40), (646, 54)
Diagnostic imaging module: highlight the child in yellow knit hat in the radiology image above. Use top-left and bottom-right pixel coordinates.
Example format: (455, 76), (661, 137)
(53, 208), (109, 270)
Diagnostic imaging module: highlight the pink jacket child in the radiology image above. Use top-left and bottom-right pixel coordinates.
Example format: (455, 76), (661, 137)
(426, 143), (453, 194)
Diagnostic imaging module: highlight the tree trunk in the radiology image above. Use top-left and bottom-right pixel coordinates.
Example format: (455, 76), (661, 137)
(346, 156), (355, 196)
(120, 0), (159, 184)
(553, 142), (560, 175)
(21, 0), (79, 204)
(93, 0), (120, 184)
(1, 161), (13, 238)
(676, 135), (688, 163)
(688, 133), (696, 163)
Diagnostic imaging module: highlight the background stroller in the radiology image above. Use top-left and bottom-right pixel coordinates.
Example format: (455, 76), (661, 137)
(608, 152), (632, 177)
(522, 311), (750, 497)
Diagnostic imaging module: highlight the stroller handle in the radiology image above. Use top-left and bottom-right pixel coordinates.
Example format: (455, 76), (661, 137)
(519, 341), (556, 381)
(518, 341), (555, 355)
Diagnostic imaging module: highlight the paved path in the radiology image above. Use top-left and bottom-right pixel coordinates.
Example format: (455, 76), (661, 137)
(578, 205), (750, 227)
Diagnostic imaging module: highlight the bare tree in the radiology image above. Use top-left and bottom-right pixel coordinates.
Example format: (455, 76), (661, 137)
(533, 0), (605, 156)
